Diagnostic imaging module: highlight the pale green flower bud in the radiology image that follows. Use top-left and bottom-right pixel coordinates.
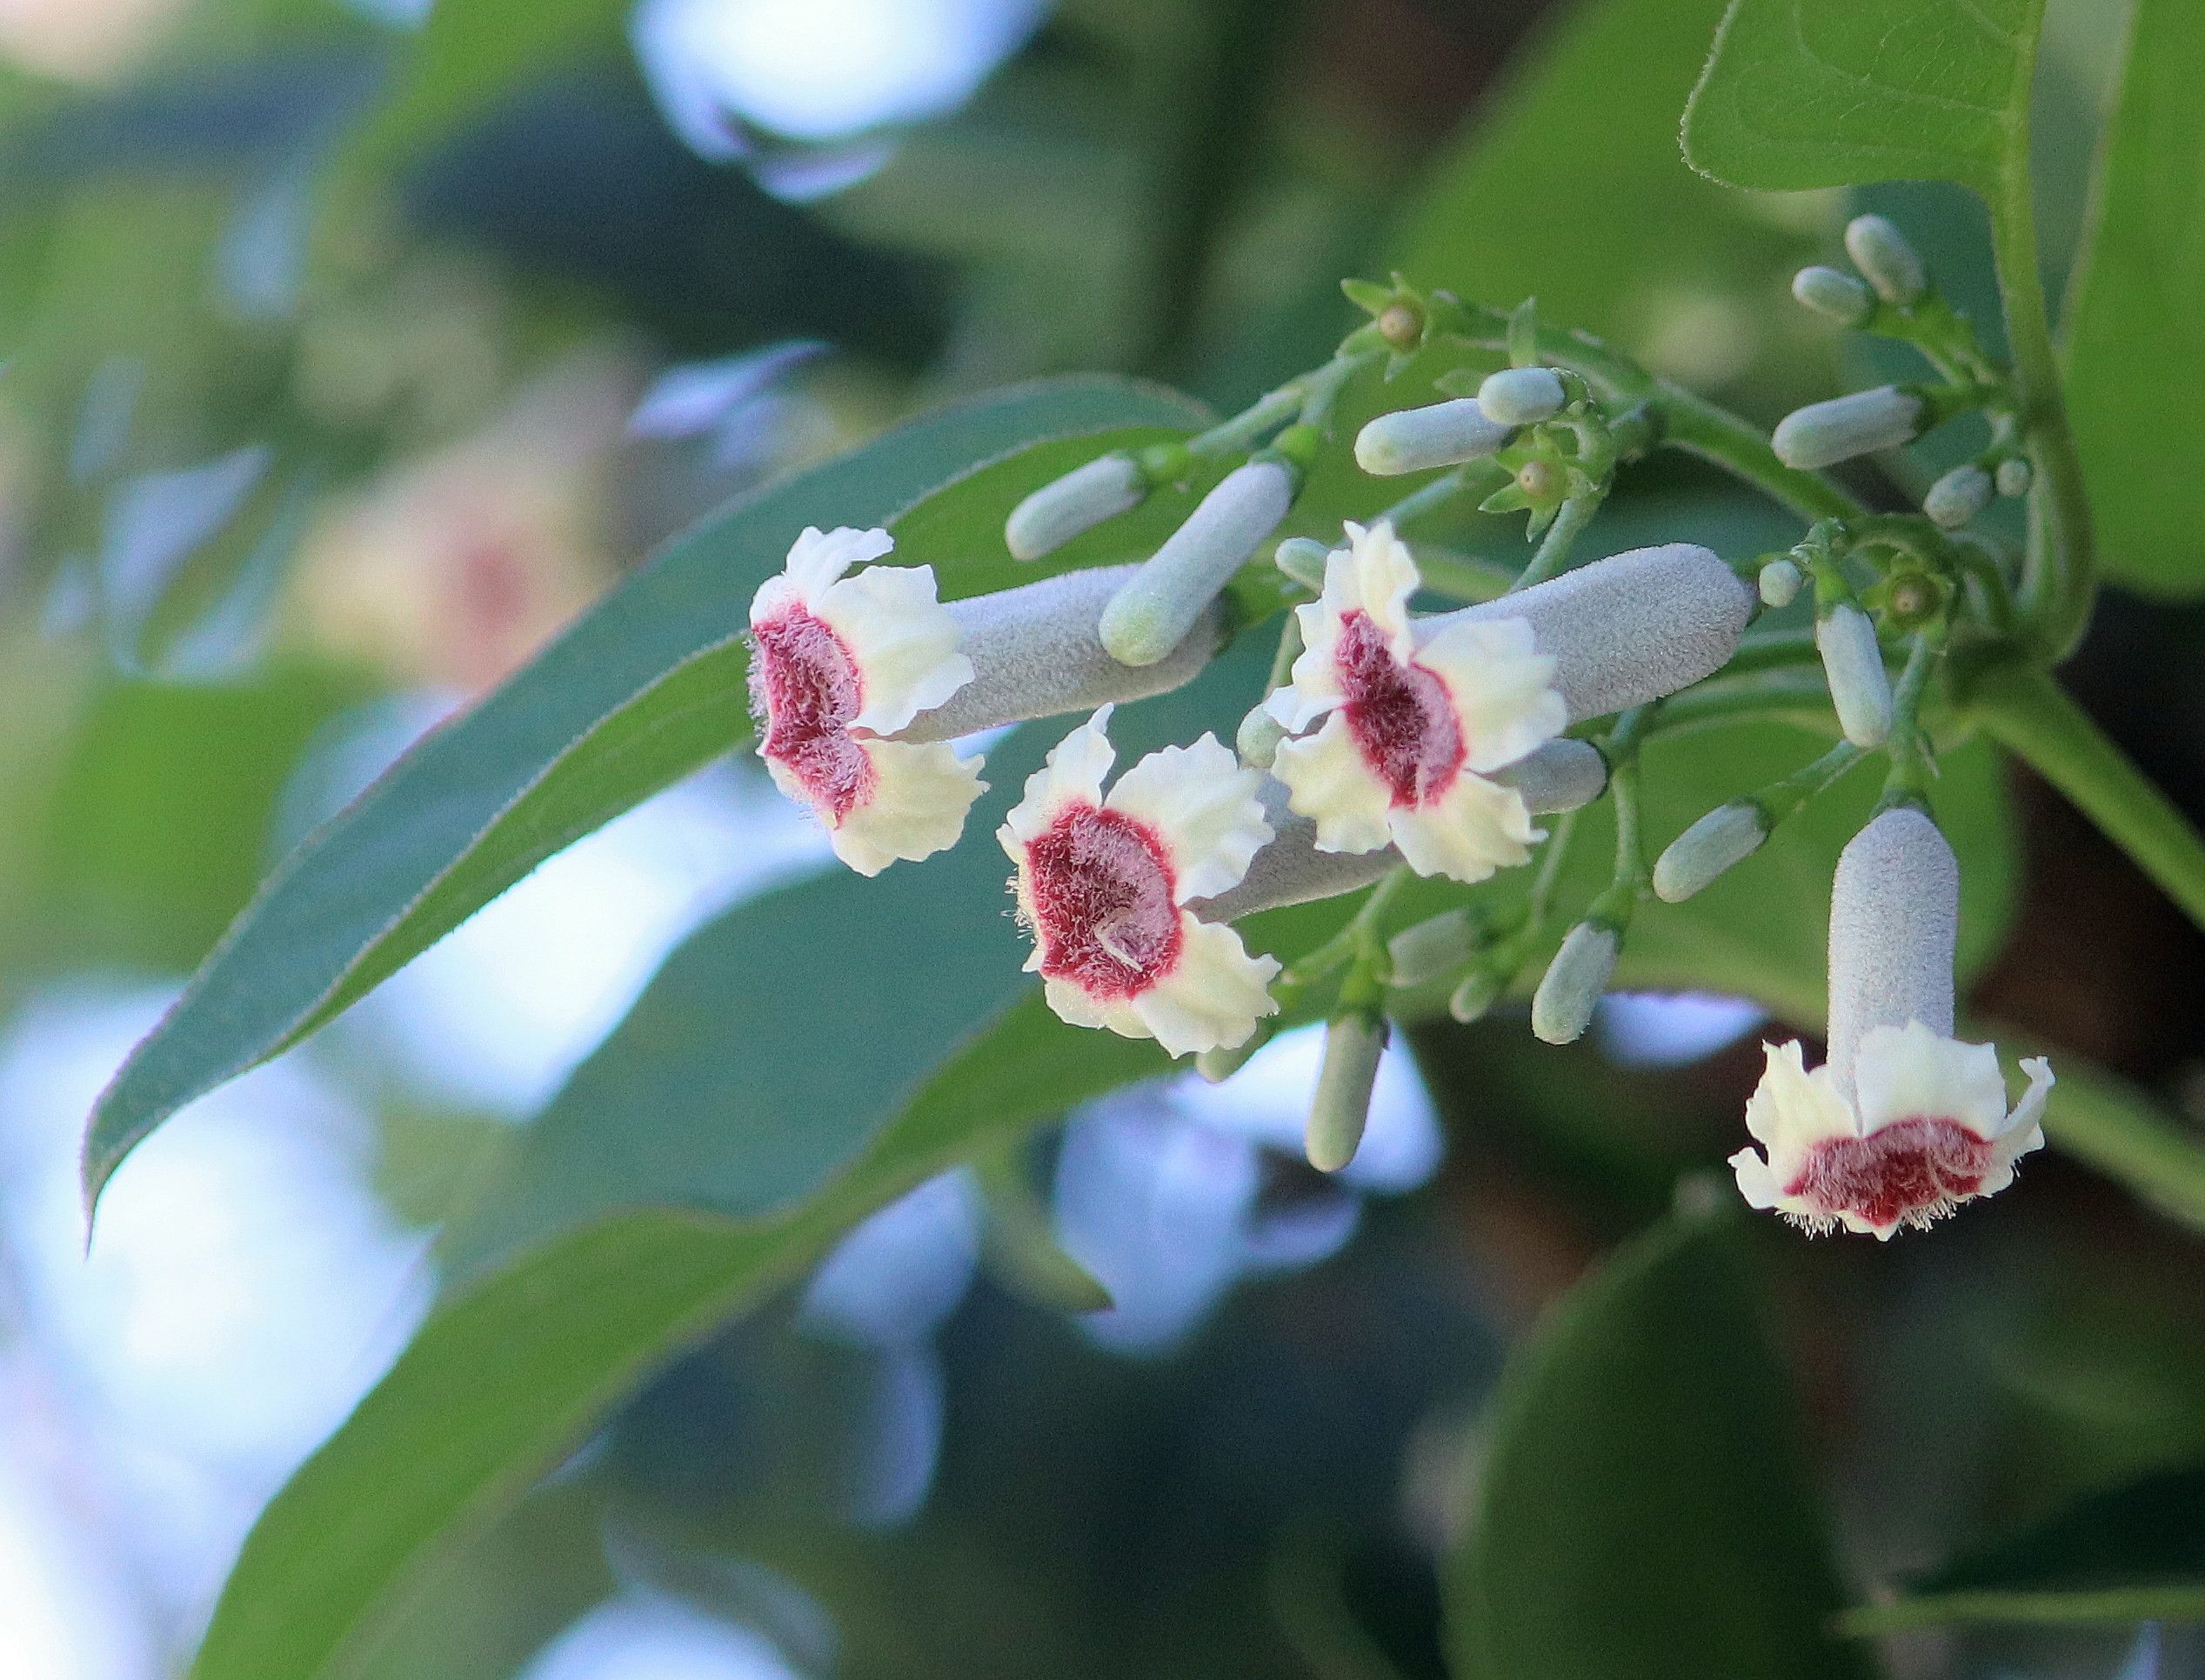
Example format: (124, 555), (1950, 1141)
(1273, 536), (1332, 591)
(1816, 603), (1892, 749)
(1531, 921), (1618, 1046)
(1825, 807), (1956, 1102)
(1448, 969), (1503, 1023)
(1236, 703), (1287, 769)
(1478, 367), (1567, 427)
(1307, 1014), (1386, 1172)
(1196, 1028), (1270, 1084)
(1791, 265), (1874, 327)
(1996, 457), (2032, 498)
(1844, 214), (1927, 306)
(1005, 454), (1145, 561)
(1652, 801), (1767, 903)
(1759, 557), (1805, 609)
(1924, 464), (1992, 530)
(1772, 387), (1924, 470)
(1387, 910), (1477, 989)
(1100, 460), (1294, 667)
(1354, 398), (1513, 476)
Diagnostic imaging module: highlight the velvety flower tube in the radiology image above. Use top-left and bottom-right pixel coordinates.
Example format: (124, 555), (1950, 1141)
(1729, 808), (2053, 1238)
(1099, 460), (1295, 667)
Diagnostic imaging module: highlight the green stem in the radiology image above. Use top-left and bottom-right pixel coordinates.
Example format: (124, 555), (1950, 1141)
(1509, 490), (1602, 592)
(1990, 157), (2097, 659)
(1429, 301), (1861, 523)
(1407, 545), (1514, 603)
(1190, 384), (1304, 457)
(1964, 658), (2205, 936)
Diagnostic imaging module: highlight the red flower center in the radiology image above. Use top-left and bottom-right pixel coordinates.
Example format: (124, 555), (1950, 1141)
(1335, 610), (1465, 808)
(751, 606), (876, 821)
(1024, 804), (1182, 999)
(1785, 1117), (1991, 1230)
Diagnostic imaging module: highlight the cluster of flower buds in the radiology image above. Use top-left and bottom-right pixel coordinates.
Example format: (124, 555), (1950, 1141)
(1777, 215), (2028, 533)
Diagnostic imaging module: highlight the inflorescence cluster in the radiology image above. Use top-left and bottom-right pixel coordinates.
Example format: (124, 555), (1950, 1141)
(745, 217), (2054, 1240)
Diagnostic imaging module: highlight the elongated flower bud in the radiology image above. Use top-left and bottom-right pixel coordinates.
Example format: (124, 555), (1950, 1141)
(1792, 266), (1874, 327)
(1653, 801), (1767, 903)
(1478, 367), (1566, 426)
(1532, 921), (1618, 1045)
(1307, 1014), (1386, 1172)
(1005, 455), (1146, 560)
(900, 564), (1219, 743)
(1844, 214), (1927, 306)
(1924, 463), (1992, 530)
(1193, 739), (1605, 923)
(1100, 460), (1293, 667)
(1273, 537), (1332, 591)
(1387, 909), (1477, 989)
(1996, 457), (2032, 498)
(1354, 398), (1513, 476)
(1825, 807), (1956, 1100)
(1815, 603), (1892, 748)
(1772, 387), (1923, 470)
(1449, 968), (1503, 1023)
(1759, 557), (1804, 608)
(1420, 544), (1753, 725)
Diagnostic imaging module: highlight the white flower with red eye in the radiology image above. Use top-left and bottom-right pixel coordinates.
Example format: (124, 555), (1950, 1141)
(1265, 521), (1566, 884)
(1729, 808), (2054, 1238)
(999, 706), (1280, 1057)
(1731, 1024), (2053, 1238)
(748, 525), (982, 877)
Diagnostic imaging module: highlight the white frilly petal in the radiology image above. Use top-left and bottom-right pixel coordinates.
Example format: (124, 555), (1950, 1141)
(1131, 916), (1281, 1056)
(999, 704), (1118, 850)
(1412, 614), (1566, 774)
(819, 562), (972, 735)
(1851, 1020), (2009, 1140)
(1103, 733), (1272, 903)
(827, 739), (986, 877)
(1266, 520), (1419, 732)
(780, 524), (893, 604)
(1270, 712), (1393, 856)
(1386, 772), (1540, 884)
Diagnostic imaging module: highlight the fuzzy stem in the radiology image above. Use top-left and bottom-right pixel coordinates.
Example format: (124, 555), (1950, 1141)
(1509, 490), (1602, 593)
(1965, 659), (2205, 937)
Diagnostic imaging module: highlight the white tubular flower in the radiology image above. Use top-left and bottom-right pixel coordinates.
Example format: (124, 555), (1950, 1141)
(1729, 809), (2053, 1238)
(1354, 399), (1513, 476)
(1265, 522), (1566, 883)
(1844, 213), (1927, 306)
(1100, 460), (1294, 667)
(1000, 706), (1280, 1056)
(1478, 367), (1567, 426)
(749, 526), (981, 876)
(1005, 455), (1146, 561)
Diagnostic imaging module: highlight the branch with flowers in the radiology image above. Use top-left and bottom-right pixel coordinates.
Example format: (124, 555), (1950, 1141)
(741, 205), (2195, 1241)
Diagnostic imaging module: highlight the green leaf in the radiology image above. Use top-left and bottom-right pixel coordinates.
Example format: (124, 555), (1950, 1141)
(1445, 1213), (1874, 1680)
(1392, 0), (1822, 363)
(188, 997), (1163, 1680)
(1684, 0), (2048, 198)
(84, 377), (1208, 1215)
(2063, 0), (2205, 595)
(1841, 1461), (2205, 1632)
